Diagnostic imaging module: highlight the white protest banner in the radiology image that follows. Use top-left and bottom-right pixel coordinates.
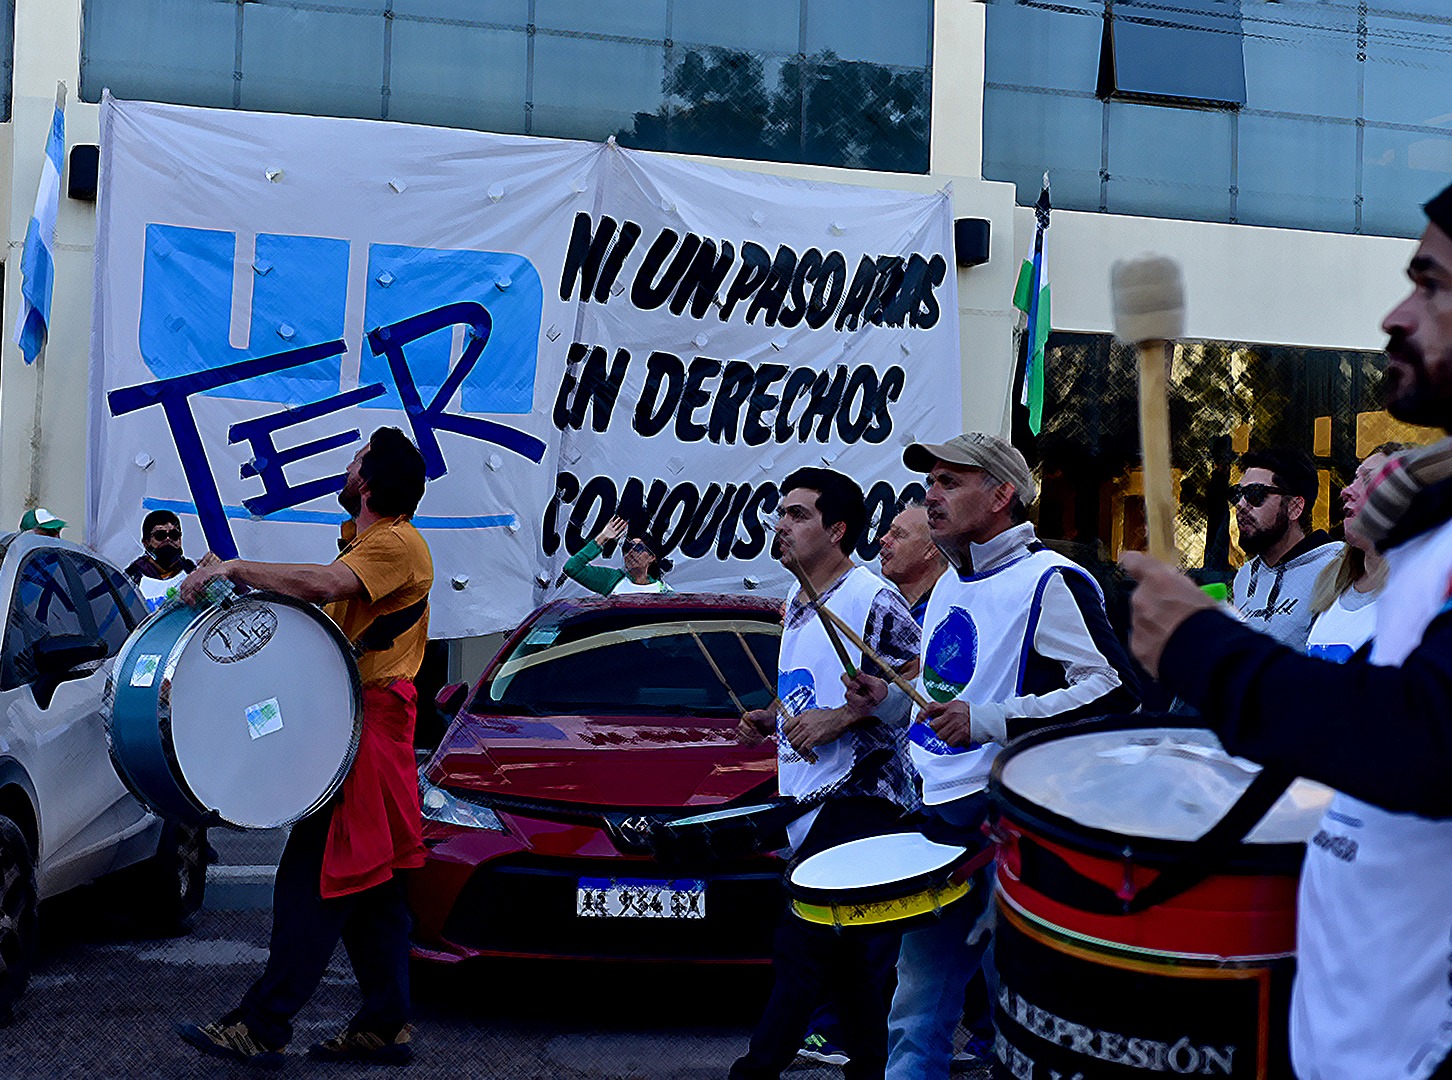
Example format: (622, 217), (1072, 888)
(90, 95), (962, 638)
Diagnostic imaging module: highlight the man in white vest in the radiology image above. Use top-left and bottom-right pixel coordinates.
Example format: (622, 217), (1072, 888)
(730, 466), (921, 1080)
(1124, 183), (1452, 1080)
(860, 432), (1140, 1080)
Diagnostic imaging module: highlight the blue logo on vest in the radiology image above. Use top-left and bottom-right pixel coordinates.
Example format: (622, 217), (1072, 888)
(778, 668), (818, 717)
(922, 606), (977, 703)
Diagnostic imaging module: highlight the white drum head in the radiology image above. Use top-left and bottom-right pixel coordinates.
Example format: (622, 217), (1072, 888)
(168, 600), (358, 828)
(790, 832), (968, 891)
(999, 727), (1332, 844)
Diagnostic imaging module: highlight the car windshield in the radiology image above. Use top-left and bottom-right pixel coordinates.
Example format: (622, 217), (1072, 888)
(474, 612), (781, 718)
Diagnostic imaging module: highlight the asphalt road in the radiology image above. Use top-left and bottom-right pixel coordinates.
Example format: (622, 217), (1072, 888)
(1, 827), (992, 1079)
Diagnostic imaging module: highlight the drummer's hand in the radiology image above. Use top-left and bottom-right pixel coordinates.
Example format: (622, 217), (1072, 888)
(921, 700), (975, 748)
(1120, 551), (1217, 679)
(737, 707), (775, 744)
(179, 561), (230, 606)
(196, 551), (222, 570)
(782, 707), (851, 755)
(841, 672), (888, 718)
(595, 516), (628, 546)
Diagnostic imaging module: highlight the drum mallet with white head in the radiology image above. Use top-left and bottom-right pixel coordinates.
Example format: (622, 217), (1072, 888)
(1111, 255), (1186, 565)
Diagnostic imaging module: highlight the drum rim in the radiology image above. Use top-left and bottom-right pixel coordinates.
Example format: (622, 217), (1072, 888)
(112, 591), (363, 829)
(791, 876), (973, 929)
(988, 715), (1311, 870)
(785, 830), (973, 904)
(107, 601), (210, 821)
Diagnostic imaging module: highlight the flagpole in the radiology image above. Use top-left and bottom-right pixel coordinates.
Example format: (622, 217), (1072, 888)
(24, 82), (65, 511)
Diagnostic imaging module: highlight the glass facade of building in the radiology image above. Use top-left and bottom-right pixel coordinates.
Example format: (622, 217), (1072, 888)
(0, 1), (12, 122)
(984, 0), (1452, 238)
(79, 0), (933, 174)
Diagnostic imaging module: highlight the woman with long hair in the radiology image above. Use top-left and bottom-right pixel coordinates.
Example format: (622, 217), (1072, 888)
(1305, 442), (1408, 659)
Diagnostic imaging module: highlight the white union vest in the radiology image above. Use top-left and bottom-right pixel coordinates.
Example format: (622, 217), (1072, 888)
(775, 566), (888, 803)
(912, 549), (1100, 805)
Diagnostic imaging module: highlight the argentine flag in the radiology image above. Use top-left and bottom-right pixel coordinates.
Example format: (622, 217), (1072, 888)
(15, 84), (65, 364)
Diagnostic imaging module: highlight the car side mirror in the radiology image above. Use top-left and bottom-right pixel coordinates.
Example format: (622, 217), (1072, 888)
(435, 682), (467, 717)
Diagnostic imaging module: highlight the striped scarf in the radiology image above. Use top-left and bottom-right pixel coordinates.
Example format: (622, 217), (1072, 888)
(1352, 436), (1452, 552)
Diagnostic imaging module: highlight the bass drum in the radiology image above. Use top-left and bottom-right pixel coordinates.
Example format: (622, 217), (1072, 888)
(107, 590), (361, 829)
(989, 717), (1332, 1080)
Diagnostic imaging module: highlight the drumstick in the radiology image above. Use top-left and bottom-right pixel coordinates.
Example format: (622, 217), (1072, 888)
(689, 628), (749, 719)
(807, 599), (934, 713)
(1111, 256), (1185, 564)
(787, 560), (858, 678)
(732, 630), (816, 765)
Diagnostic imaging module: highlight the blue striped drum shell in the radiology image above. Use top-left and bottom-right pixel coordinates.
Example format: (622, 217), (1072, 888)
(106, 590), (361, 830)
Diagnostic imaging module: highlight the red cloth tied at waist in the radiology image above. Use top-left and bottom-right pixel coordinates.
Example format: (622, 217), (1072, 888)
(321, 680), (426, 899)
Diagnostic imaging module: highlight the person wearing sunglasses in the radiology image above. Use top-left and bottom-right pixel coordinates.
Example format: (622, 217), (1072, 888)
(125, 509), (199, 612)
(1229, 446), (1339, 649)
(1123, 182), (1452, 1080)
(563, 514), (673, 595)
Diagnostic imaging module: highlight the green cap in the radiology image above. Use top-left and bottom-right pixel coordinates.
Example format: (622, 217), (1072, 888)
(19, 507), (66, 533)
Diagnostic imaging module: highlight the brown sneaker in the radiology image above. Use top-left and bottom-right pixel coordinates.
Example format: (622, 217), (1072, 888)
(307, 1022), (415, 1064)
(176, 1019), (285, 1069)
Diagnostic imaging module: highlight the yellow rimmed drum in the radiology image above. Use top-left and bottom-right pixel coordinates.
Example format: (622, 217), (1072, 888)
(786, 831), (981, 933)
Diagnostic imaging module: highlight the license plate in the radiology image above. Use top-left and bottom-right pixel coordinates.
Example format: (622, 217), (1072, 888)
(576, 877), (706, 919)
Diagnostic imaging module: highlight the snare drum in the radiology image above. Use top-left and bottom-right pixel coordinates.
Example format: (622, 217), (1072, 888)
(989, 717), (1333, 1079)
(107, 591), (362, 829)
(787, 831), (985, 933)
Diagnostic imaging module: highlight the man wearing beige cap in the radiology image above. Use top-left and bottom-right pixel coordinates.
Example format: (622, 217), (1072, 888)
(858, 431), (1140, 1080)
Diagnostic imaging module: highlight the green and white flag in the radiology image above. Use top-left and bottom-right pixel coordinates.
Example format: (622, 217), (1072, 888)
(1012, 176), (1051, 435)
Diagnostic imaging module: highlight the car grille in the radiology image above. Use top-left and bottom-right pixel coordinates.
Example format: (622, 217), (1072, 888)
(441, 853), (782, 962)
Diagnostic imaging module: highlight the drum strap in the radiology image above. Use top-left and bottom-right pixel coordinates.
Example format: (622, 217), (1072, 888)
(349, 596), (428, 658)
(1012, 767), (1295, 916)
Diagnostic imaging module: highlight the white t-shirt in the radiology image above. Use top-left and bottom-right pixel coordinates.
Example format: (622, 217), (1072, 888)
(1293, 552), (1452, 1080)
(608, 577), (671, 595)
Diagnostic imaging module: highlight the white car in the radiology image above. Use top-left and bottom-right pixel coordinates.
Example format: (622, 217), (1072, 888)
(0, 531), (206, 1016)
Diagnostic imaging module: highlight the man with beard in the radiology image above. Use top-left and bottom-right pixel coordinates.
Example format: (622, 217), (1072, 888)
(1230, 446), (1339, 649)
(1122, 183), (1452, 1079)
(176, 427), (431, 1068)
(125, 510), (198, 611)
(731, 467), (920, 1080)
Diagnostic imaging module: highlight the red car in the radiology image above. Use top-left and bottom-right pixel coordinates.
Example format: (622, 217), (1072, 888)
(409, 593), (785, 965)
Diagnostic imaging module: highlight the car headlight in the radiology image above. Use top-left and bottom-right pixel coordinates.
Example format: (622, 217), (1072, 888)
(418, 774), (508, 831)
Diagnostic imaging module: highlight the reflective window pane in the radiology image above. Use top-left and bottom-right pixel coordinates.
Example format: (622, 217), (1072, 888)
(1236, 114), (1358, 232)
(1241, 1), (1359, 118)
(0, 1), (13, 120)
(532, 35), (666, 143)
(985, 1), (1101, 95)
(1105, 0), (1245, 107)
(805, 0), (932, 68)
(240, 5), (386, 120)
(1105, 102), (1232, 219)
(983, 87), (1104, 212)
(393, 0), (529, 23)
(673, 0), (799, 54)
(1363, 14), (1452, 128)
(79, 0), (929, 174)
(82, 0), (237, 109)
(1362, 125), (1452, 238)
(534, 0), (666, 40)
(388, 20), (528, 133)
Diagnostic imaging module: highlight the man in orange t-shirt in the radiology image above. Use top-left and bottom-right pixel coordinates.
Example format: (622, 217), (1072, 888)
(177, 426), (432, 1068)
